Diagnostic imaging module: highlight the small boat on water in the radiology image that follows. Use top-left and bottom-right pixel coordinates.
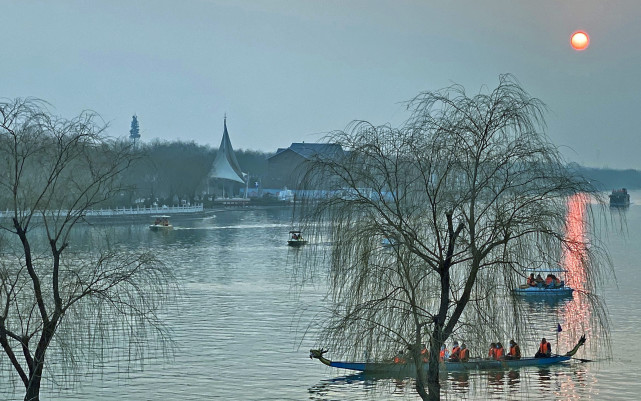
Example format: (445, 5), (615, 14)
(513, 285), (573, 297)
(609, 188), (630, 207)
(309, 336), (585, 374)
(149, 215), (173, 231)
(287, 231), (308, 247)
(514, 268), (573, 298)
(381, 236), (402, 248)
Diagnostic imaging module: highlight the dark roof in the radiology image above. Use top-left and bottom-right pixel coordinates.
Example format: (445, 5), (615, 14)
(269, 143), (344, 161)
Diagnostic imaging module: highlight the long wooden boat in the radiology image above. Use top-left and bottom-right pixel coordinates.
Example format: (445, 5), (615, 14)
(310, 351), (569, 373)
(310, 336), (585, 374)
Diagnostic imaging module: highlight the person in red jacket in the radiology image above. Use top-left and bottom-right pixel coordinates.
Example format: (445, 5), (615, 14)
(535, 338), (552, 358)
(527, 273), (536, 287)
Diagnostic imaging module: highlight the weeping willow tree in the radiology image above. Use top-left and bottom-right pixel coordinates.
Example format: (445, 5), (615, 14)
(0, 98), (175, 401)
(300, 75), (609, 401)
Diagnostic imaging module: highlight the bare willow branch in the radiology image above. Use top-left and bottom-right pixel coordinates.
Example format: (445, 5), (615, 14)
(0, 98), (176, 401)
(297, 75), (611, 401)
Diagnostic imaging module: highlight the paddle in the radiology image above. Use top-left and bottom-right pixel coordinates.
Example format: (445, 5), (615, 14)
(551, 353), (592, 362)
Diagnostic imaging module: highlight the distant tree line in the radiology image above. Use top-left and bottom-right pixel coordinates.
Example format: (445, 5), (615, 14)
(112, 141), (640, 209)
(572, 164), (641, 191)
(120, 140), (273, 207)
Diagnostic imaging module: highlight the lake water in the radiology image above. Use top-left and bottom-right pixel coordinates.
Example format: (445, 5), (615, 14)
(2, 194), (641, 400)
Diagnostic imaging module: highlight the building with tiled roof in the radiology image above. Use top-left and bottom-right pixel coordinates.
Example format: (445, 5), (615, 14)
(265, 142), (345, 189)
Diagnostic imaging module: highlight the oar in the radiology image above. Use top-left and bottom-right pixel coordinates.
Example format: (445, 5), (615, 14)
(552, 353), (593, 363)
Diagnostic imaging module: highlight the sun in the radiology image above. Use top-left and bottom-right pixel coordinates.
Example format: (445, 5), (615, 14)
(571, 31), (590, 51)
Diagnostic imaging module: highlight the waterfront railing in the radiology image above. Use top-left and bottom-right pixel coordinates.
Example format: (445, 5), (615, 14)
(0, 204), (204, 218)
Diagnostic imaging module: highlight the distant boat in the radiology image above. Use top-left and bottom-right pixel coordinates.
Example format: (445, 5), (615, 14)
(609, 188), (630, 207)
(287, 230), (308, 247)
(381, 237), (398, 248)
(149, 215), (173, 231)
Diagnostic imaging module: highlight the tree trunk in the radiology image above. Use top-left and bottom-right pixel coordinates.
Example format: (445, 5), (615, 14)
(24, 321), (56, 401)
(415, 369), (430, 400)
(426, 376), (441, 401)
(411, 346), (430, 401)
(425, 349), (441, 401)
(24, 370), (42, 401)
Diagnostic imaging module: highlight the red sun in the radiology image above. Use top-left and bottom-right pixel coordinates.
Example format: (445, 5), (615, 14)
(571, 31), (590, 51)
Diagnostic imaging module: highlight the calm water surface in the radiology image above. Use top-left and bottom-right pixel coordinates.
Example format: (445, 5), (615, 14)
(2, 196), (641, 400)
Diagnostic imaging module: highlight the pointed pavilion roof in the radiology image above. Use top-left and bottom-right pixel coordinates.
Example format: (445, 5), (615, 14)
(209, 117), (245, 183)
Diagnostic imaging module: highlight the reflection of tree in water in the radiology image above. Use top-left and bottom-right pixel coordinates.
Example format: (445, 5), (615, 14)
(307, 364), (593, 400)
(307, 374), (415, 401)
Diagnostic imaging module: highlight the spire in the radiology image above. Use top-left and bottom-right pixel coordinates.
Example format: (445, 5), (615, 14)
(209, 116), (245, 183)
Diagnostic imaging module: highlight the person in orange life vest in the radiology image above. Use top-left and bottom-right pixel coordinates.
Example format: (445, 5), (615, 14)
(449, 341), (461, 362)
(535, 338), (552, 358)
(393, 350), (406, 364)
(459, 343), (470, 362)
(527, 273), (536, 287)
(439, 344), (449, 361)
(420, 343), (428, 363)
(488, 343), (497, 359)
(505, 339), (521, 360)
(494, 342), (505, 360)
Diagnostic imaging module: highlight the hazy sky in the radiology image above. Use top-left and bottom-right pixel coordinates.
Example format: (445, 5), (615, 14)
(3, 1), (641, 169)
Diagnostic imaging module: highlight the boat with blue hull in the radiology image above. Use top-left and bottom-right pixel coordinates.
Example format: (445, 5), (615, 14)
(310, 336), (585, 373)
(513, 285), (573, 297)
(515, 267), (573, 298)
(312, 355), (570, 373)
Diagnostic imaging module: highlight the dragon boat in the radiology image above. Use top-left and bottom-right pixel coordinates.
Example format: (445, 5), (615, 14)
(310, 336), (586, 374)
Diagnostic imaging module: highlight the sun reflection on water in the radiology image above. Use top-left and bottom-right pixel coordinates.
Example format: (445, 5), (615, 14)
(560, 193), (592, 354)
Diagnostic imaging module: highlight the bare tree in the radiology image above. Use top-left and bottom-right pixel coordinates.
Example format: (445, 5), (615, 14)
(301, 75), (608, 401)
(0, 98), (175, 401)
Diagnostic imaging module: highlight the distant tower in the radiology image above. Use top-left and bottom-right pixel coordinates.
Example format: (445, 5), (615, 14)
(129, 115), (140, 148)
